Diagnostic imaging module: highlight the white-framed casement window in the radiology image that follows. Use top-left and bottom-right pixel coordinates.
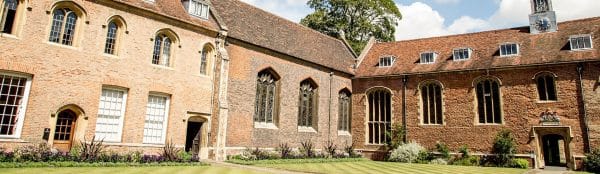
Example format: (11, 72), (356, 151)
(0, 72), (32, 139)
(378, 56), (395, 67)
(420, 52), (436, 64)
(183, 0), (210, 19)
(94, 88), (127, 142)
(570, 35), (593, 50)
(143, 94), (170, 144)
(499, 43), (519, 57)
(453, 48), (471, 61)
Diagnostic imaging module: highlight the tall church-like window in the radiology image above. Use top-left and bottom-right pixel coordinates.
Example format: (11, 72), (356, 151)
(254, 70), (279, 126)
(298, 79), (317, 129)
(49, 8), (78, 46)
(338, 90), (351, 132)
(367, 88), (391, 144)
(152, 34), (172, 66)
(200, 44), (213, 75)
(475, 78), (502, 124)
(420, 82), (443, 125)
(104, 22), (118, 55)
(535, 73), (557, 101)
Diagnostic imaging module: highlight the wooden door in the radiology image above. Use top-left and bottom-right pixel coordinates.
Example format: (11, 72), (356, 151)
(192, 126), (202, 158)
(543, 134), (562, 166)
(54, 110), (77, 152)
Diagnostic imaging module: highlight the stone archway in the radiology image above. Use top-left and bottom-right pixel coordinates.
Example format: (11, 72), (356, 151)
(51, 104), (86, 152)
(185, 113), (211, 160)
(531, 126), (573, 169)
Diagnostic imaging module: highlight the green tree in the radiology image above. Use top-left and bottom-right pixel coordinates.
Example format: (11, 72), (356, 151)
(301, 0), (402, 53)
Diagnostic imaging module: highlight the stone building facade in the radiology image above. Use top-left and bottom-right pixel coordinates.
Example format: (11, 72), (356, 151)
(352, 0), (599, 170)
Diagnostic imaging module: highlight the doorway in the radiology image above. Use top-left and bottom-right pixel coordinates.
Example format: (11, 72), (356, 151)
(185, 121), (203, 159)
(54, 109), (78, 152)
(542, 134), (566, 167)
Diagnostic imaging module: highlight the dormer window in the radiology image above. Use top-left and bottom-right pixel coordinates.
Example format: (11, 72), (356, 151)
(378, 56), (395, 67)
(453, 48), (471, 61)
(500, 43), (519, 57)
(570, 35), (593, 50)
(183, 0), (209, 19)
(420, 52), (436, 64)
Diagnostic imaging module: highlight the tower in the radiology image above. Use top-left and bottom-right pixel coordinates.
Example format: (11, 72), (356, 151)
(529, 0), (557, 34)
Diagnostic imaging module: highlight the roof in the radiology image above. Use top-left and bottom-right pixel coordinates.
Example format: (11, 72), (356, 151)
(211, 0), (357, 74)
(356, 17), (600, 78)
(112, 0), (222, 32)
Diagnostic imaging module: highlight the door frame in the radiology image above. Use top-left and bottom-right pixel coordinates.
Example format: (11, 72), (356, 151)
(186, 112), (211, 160)
(50, 104), (86, 151)
(530, 126), (573, 169)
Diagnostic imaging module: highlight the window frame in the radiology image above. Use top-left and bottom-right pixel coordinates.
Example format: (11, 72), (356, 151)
(453, 48), (472, 61)
(418, 80), (444, 125)
(533, 72), (558, 102)
(473, 77), (503, 125)
(298, 79), (318, 132)
(254, 69), (279, 129)
(365, 87), (392, 145)
(47, 2), (86, 48)
(0, 0), (25, 37)
(499, 43), (520, 57)
(420, 52), (436, 64)
(152, 33), (174, 67)
(199, 44), (214, 76)
(0, 72), (32, 139)
(337, 89), (351, 134)
(569, 34), (593, 51)
(143, 93), (170, 145)
(185, 0), (210, 19)
(103, 16), (126, 56)
(378, 56), (396, 67)
(94, 87), (128, 142)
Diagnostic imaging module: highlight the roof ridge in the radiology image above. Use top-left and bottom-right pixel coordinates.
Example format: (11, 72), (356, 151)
(231, 0), (347, 45)
(387, 16), (600, 44)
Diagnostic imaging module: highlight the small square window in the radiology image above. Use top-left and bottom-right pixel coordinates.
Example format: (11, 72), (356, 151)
(500, 43), (519, 57)
(184, 0), (210, 19)
(570, 35), (593, 50)
(378, 56), (395, 67)
(420, 52), (436, 64)
(453, 48), (471, 61)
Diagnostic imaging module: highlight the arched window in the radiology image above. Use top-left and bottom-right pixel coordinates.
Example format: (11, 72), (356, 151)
(475, 77), (502, 124)
(152, 34), (172, 66)
(104, 17), (125, 55)
(1, 0), (21, 34)
(367, 88), (391, 144)
(535, 73), (557, 101)
(420, 81), (443, 125)
(254, 69), (279, 126)
(200, 44), (213, 75)
(49, 8), (79, 46)
(338, 89), (351, 132)
(298, 79), (318, 129)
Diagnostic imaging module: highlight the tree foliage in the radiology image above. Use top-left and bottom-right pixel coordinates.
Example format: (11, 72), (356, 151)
(301, 0), (402, 53)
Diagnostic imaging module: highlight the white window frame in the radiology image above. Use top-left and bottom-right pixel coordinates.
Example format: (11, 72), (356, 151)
(569, 35), (593, 51)
(186, 0), (210, 19)
(94, 87), (128, 142)
(453, 48), (472, 61)
(143, 94), (170, 145)
(499, 43), (519, 57)
(378, 56), (396, 67)
(420, 52), (436, 64)
(0, 72), (32, 139)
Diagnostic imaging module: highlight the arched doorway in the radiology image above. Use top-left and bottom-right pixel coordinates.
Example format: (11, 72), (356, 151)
(185, 115), (210, 160)
(542, 134), (566, 167)
(54, 109), (78, 152)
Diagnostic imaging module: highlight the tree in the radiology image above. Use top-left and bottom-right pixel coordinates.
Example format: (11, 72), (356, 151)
(301, 0), (402, 53)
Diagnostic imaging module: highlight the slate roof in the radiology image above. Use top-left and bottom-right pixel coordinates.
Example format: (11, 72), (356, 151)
(211, 0), (357, 74)
(356, 17), (600, 78)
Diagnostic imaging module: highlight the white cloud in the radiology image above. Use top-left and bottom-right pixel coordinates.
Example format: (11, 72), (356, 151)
(432, 0), (461, 5)
(395, 0), (600, 41)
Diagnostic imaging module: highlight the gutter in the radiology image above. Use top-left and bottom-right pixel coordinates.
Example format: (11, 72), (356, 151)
(402, 76), (408, 143)
(576, 63), (591, 153)
(328, 72), (334, 142)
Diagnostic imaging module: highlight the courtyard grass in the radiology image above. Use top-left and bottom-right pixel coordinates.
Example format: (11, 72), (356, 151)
(0, 165), (263, 174)
(255, 160), (529, 174)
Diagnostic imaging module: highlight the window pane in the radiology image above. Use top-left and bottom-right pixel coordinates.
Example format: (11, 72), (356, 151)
(49, 10), (65, 43)
(143, 95), (168, 144)
(95, 88), (126, 142)
(491, 82), (501, 123)
(476, 83), (485, 123)
(545, 76), (557, 100)
(152, 36), (162, 65)
(434, 85), (443, 124)
(200, 48), (208, 75)
(537, 77), (547, 100)
(161, 38), (171, 66)
(484, 81), (493, 123)
(62, 12), (77, 46)
(421, 86), (429, 124)
(104, 22), (118, 55)
(0, 74), (27, 136)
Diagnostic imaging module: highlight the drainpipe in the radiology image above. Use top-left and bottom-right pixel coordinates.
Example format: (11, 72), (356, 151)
(328, 72), (334, 142)
(576, 63), (591, 153)
(402, 75), (408, 143)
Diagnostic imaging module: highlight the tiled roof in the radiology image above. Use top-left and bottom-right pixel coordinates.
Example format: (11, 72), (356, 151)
(356, 17), (600, 78)
(113, 0), (222, 32)
(211, 0), (357, 74)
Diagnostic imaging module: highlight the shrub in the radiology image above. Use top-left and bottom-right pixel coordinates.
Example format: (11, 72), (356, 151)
(451, 156), (480, 166)
(276, 143), (293, 159)
(435, 142), (450, 159)
(80, 136), (105, 162)
(300, 140), (315, 158)
(385, 123), (405, 151)
(343, 143), (360, 158)
(14, 143), (53, 162)
(492, 129), (516, 167)
(416, 150), (434, 164)
(162, 140), (181, 162)
(429, 158), (448, 165)
(178, 151), (193, 162)
(459, 145), (469, 158)
(323, 141), (337, 158)
(388, 141), (425, 163)
(584, 148), (600, 173)
(510, 158), (529, 169)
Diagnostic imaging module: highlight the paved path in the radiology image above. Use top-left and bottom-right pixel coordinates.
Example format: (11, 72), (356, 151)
(205, 160), (309, 174)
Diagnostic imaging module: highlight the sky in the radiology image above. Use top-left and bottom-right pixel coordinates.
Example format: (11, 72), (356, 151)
(238, 0), (600, 41)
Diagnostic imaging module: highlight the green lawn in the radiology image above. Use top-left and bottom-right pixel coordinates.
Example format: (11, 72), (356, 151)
(0, 166), (263, 174)
(256, 161), (528, 174)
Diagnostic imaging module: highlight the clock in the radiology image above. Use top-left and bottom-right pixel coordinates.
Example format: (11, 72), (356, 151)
(535, 18), (550, 32)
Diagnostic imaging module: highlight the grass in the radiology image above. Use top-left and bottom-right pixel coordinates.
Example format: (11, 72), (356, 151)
(0, 165), (263, 174)
(227, 157), (367, 165)
(256, 161), (529, 174)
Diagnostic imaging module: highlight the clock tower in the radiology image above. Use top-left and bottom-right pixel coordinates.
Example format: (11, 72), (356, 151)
(529, 0), (557, 34)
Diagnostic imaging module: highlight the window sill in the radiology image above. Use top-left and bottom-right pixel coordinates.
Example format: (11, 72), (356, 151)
(337, 131), (351, 136)
(254, 123), (278, 129)
(536, 100), (558, 104)
(0, 33), (20, 40)
(475, 123), (504, 126)
(298, 126), (317, 133)
(569, 48), (594, 52)
(452, 59), (470, 62)
(150, 64), (174, 70)
(499, 54), (520, 58)
(45, 41), (79, 51)
(419, 124), (444, 126)
(102, 53), (120, 59)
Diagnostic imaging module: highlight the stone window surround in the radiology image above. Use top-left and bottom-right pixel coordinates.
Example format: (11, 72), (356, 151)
(0, 0), (27, 38)
(46, 1), (87, 48)
(253, 68), (280, 129)
(143, 93), (171, 145)
(418, 80), (445, 126)
(103, 15), (127, 56)
(151, 29), (179, 67)
(0, 71), (32, 139)
(94, 86), (128, 143)
(365, 87), (393, 145)
(472, 76), (504, 125)
(532, 71), (559, 103)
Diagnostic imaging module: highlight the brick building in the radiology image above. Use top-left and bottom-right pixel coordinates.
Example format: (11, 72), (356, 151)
(352, 0), (599, 170)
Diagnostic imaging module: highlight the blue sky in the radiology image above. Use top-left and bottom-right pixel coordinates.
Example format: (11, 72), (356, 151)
(239, 0), (600, 40)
